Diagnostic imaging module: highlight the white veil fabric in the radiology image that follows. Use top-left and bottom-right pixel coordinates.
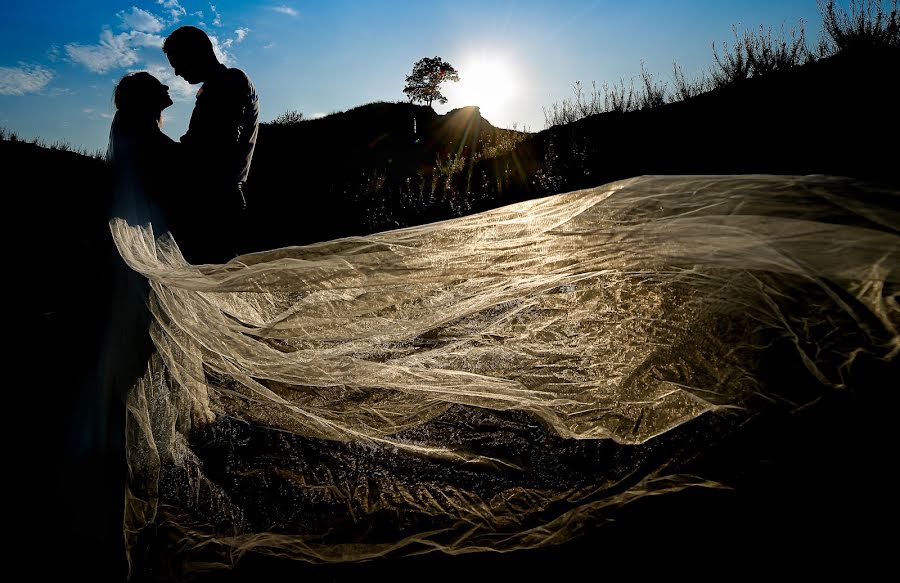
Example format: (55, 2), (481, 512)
(114, 174), (898, 576)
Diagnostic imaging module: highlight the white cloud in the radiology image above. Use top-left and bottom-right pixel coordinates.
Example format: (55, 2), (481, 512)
(209, 35), (233, 65)
(132, 63), (197, 100)
(117, 6), (164, 33)
(65, 29), (141, 74)
(0, 64), (54, 95)
(82, 107), (115, 122)
(272, 5), (299, 17)
(263, 42), (275, 49)
(157, 0), (187, 23)
(220, 27), (249, 49)
(64, 4), (239, 79)
(44, 87), (73, 97)
(210, 3), (222, 26)
(130, 31), (164, 48)
(47, 45), (61, 62)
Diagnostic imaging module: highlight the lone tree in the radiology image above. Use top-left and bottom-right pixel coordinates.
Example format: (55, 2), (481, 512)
(403, 56), (460, 107)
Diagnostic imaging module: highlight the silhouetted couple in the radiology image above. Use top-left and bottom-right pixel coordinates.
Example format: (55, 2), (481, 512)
(108, 25), (259, 265)
(67, 26), (258, 579)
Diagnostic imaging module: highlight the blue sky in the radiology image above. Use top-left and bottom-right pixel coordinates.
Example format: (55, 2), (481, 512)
(1, 1), (824, 152)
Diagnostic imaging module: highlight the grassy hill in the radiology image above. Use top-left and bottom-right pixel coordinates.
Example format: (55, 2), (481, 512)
(247, 102), (529, 248)
(463, 45), (900, 211)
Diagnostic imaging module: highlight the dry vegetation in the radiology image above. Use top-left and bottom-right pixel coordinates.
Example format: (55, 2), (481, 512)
(543, 0), (898, 128)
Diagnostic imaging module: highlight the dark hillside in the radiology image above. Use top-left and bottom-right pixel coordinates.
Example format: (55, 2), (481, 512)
(464, 45), (900, 211)
(247, 102), (525, 248)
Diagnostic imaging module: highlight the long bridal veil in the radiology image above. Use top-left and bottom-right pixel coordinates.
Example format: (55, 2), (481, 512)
(114, 174), (898, 576)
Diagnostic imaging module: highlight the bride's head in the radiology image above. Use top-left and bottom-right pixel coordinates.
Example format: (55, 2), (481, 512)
(113, 72), (173, 126)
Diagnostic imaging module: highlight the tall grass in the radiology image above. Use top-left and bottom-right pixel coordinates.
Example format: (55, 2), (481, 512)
(672, 63), (711, 100)
(637, 61), (668, 109)
(543, 80), (639, 127)
(818, 0), (899, 55)
(746, 22), (813, 75)
(1, 126), (105, 159)
(711, 22), (811, 88)
(543, 0), (899, 128)
(480, 124), (531, 159)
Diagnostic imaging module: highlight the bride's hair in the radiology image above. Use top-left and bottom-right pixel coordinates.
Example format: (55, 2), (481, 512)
(107, 72), (168, 166)
(114, 72), (165, 123)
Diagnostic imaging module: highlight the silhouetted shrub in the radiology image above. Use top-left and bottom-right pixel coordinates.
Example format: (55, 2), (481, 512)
(711, 25), (752, 88)
(672, 62), (712, 100)
(637, 61), (668, 109)
(542, 81), (603, 127)
(271, 109), (304, 125)
(745, 22), (812, 75)
(818, 0), (899, 55)
(542, 80), (640, 128)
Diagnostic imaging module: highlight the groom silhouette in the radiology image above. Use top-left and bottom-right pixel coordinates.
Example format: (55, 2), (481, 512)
(163, 25), (259, 263)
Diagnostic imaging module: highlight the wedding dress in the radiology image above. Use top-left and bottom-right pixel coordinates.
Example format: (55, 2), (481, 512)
(110, 173), (898, 577)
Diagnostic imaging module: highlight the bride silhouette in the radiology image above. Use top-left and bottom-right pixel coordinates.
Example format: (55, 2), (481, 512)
(59, 71), (183, 580)
(108, 72), (179, 236)
(103, 71), (218, 440)
(75, 73), (179, 466)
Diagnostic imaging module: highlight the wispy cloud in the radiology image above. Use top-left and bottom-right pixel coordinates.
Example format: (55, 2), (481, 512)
(44, 87), (74, 97)
(116, 6), (164, 33)
(0, 64), (55, 95)
(63, 7), (164, 75)
(222, 27), (250, 49)
(65, 29), (141, 74)
(82, 107), (115, 122)
(210, 3), (222, 26)
(209, 36), (233, 65)
(272, 5), (299, 17)
(263, 42), (276, 49)
(157, 0), (187, 24)
(130, 31), (164, 48)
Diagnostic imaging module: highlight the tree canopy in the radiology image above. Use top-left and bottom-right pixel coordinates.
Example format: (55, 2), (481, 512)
(403, 56), (460, 107)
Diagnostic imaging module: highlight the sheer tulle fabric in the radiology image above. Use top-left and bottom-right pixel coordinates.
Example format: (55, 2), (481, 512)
(113, 175), (899, 575)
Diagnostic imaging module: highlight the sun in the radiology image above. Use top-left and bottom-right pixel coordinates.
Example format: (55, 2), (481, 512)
(450, 56), (516, 121)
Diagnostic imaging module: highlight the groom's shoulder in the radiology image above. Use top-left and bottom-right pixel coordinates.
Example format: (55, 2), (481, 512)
(222, 67), (256, 94)
(216, 67), (256, 104)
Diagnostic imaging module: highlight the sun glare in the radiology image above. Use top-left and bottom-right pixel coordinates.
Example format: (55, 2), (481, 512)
(451, 56), (516, 122)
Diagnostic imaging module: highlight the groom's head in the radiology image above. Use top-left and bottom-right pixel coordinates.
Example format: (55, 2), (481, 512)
(163, 26), (219, 84)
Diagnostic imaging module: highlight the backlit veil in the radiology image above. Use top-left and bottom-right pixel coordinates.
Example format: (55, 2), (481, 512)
(114, 173), (898, 577)
(71, 114), (181, 463)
